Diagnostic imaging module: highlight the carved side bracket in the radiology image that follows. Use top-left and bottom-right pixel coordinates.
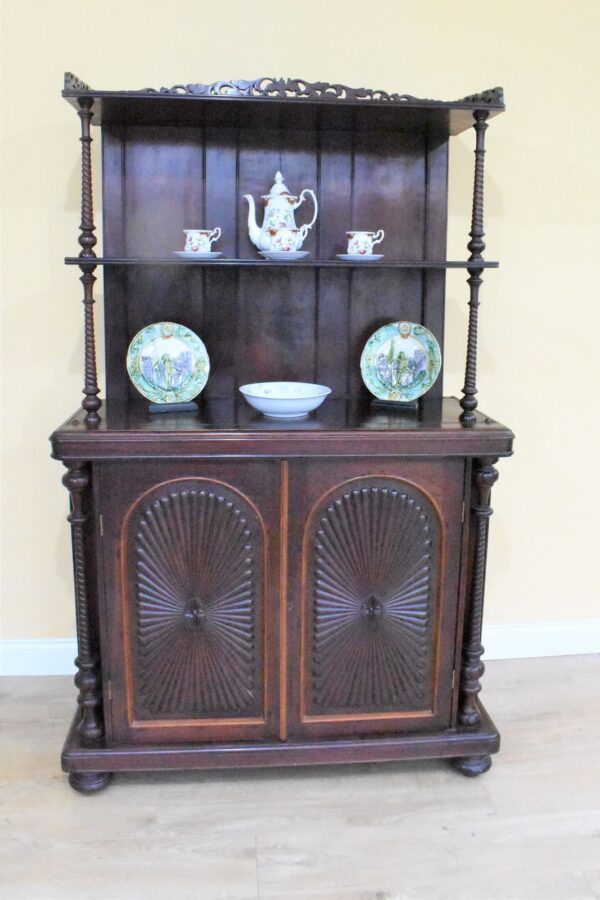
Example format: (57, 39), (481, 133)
(77, 98), (100, 427)
(62, 463), (103, 746)
(460, 110), (489, 427)
(457, 458), (499, 727)
(64, 72), (92, 92)
(458, 87), (504, 106)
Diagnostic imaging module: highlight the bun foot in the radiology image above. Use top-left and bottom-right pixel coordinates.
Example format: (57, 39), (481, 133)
(449, 755), (492, 777)
(68, 771), (112, 794)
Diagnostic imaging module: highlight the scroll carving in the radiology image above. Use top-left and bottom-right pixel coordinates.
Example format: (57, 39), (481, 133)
(62, 463), (103, 746)
(457, 459), (499, 727)
(308, 481), (439, 713)
(139, 78), (504, 107)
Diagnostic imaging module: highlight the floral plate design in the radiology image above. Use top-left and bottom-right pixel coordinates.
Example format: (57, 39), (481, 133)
(360, 321), (441, 402)
(126, 322), (210, 404)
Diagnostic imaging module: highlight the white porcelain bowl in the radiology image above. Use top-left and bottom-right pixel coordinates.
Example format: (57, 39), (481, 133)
(239, 382), (331, 418)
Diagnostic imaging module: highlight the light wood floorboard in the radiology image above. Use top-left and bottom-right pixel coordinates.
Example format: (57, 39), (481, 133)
(1, 656), (599, 899)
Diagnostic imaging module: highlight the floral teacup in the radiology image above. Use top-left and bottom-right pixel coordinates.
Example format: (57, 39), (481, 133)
(183, 228), (222, 253)
(346, 229), (384, 256)
(268, 225), (309, 252)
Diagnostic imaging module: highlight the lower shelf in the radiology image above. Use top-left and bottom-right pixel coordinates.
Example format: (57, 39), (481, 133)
(62, 705), (500, 782)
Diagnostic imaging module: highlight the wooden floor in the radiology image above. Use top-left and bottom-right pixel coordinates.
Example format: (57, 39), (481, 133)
(1, 656), (599, 900)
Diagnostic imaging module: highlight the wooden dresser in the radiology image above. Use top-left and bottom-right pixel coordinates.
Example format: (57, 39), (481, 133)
(51, 74), (513, 792)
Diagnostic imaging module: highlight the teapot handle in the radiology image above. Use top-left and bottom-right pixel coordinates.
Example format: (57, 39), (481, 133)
(297, 189), (318, 230)
(296, 224), (310, 249)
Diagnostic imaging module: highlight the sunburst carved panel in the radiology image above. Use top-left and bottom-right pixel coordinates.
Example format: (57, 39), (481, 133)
(127, 481), (263, 720)
(306, 481), (440, 714)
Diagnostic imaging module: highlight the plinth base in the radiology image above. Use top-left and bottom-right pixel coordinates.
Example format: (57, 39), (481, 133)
(61, 704), (500, 792)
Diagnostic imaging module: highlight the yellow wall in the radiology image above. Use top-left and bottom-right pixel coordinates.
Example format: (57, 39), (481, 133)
(2, 0), (599, 639)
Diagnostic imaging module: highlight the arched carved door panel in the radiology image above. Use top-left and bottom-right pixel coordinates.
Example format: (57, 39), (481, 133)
(287, 460), (465, 739)
(99, 460), (281, 745)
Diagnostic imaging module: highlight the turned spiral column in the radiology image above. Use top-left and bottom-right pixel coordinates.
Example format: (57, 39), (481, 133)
(62, 462), (103, 746)
(460, 110), (489, 427)
(77, 97), (101, 427)
(457, 457), (499, 727)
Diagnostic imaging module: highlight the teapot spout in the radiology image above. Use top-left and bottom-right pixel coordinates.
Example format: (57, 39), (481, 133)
(244, 194), (263, 249)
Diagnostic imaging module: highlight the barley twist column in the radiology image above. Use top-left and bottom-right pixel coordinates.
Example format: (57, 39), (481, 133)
(459, 110), (489, 427)
(457, 457), (499, 728)
(62, 462), (103, 747)
(77, 97), (101, 427)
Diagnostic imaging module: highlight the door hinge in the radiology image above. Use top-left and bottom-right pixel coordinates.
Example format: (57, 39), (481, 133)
(107, 679), (113, 702)
(99, 513), (104, 537)
(461, 502), (466, 523)
(452, 669), (456, 691)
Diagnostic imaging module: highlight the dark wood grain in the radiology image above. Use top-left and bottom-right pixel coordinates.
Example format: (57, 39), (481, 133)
(50, 398), (514, 461)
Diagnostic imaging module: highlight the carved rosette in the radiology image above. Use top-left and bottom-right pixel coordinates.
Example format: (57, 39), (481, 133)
(128, 482), (262, 719)
(458, 459), (499, 727)
(306, 481), (440, 713)
(62, 462), (103, 746)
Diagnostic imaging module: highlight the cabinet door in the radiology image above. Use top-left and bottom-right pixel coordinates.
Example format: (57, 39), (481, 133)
(286, 459), (465, 739)
(98, 460), (281, 745)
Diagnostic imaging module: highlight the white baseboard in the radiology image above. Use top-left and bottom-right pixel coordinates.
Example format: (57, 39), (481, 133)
(1, 621), (599, 676)
(0, 639), (77, 676)
(482, 619), (600, 661)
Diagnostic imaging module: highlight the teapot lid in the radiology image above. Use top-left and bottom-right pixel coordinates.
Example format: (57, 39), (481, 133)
(261, 171), (296, 199)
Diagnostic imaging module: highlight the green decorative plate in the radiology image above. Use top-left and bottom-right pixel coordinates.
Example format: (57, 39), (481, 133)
(360, 321), (441, 402)
(126, 322), (210, 404)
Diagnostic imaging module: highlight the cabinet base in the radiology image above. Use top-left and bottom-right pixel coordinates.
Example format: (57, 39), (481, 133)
(62, 705), (500, 787)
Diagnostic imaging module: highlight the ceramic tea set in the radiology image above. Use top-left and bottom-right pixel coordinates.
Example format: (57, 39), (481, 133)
(172, 171), (385, 261)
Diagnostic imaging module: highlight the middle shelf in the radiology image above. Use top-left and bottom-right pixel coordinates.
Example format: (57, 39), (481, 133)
(64, 257), (499, 269)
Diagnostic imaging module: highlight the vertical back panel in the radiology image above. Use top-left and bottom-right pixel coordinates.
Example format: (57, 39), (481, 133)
(100, 122), (449, 403)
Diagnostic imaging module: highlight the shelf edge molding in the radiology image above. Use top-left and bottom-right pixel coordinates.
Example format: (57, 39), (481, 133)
(63, 257), (500, 270)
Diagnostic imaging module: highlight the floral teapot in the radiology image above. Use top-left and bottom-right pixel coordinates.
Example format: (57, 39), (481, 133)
(244, 171), (318, 251)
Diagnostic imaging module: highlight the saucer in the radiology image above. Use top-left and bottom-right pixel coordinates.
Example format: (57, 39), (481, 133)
(173, 251), (223, 260)
(337, 253), (384, 262)
(259, 250), (310, 261)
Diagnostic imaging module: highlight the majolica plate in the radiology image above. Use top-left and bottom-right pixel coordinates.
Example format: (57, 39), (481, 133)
(126, 322), (210, 404)
(360, 321), (441, 402)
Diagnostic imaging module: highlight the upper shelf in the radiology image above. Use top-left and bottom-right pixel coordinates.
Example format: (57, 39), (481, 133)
(64, 257), (500, 269)
(62, 73), (505, 136)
